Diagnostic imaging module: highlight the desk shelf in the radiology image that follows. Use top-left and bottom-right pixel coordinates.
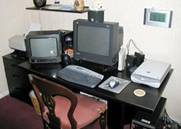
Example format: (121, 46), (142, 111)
(26, 5), (89, 13)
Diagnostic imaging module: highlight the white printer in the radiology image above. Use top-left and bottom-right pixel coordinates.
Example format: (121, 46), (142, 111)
(9, 35), (26, 51)
(131, 59), (171, 88)
(9, 23), (41, 52)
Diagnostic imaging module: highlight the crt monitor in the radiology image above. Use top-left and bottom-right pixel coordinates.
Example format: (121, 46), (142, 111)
(73, 19), (123, 66)
(25, 30), (62, 64)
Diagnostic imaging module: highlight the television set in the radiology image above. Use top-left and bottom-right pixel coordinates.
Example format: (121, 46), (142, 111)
(25, 30), (62, 64)
(73, 19), (123, 66)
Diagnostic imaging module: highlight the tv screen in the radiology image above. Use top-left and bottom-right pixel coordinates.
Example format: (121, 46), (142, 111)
(25, 30), (62, 64)
(73, 19), (123, 66)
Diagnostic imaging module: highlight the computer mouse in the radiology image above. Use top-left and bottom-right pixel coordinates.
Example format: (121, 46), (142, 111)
(108, 80), (119, 89)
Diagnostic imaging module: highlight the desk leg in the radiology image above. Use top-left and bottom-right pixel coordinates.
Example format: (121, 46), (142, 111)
(107, 102), (125, 129)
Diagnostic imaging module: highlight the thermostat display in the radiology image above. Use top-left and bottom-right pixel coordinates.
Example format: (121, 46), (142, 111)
(150, 12), (166, 22)
(144, 8), (173, 28)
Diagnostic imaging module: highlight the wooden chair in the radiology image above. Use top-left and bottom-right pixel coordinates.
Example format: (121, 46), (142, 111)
(28, 74), (107, 129)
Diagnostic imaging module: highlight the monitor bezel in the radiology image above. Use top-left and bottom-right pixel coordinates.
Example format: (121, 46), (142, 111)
(25, 30), (62, 64)
(73, 19), (120, 66)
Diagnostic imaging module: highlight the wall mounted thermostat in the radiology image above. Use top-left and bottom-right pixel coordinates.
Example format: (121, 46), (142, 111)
(144, 8), (173, 28)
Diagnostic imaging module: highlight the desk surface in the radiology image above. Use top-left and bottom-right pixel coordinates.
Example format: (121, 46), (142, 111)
(19, 61), (172, 112)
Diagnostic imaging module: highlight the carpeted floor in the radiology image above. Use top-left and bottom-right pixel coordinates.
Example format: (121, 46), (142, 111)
(0, 96), (43, 129)
(0, 96), (130, 129)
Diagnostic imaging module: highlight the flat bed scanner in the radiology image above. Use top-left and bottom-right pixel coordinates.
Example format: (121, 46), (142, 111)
(131, 59), (171, 88)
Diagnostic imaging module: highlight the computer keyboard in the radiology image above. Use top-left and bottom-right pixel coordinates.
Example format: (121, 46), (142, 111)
(57, 65), (104, 88)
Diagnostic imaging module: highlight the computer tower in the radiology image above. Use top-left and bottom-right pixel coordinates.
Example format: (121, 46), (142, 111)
(131, 97), (166, 129)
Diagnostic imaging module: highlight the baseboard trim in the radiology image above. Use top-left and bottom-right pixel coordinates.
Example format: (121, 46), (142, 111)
(0, 90), (9, 99)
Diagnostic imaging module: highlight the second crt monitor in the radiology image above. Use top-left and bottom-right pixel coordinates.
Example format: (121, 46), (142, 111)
(73, 19), (123, 66)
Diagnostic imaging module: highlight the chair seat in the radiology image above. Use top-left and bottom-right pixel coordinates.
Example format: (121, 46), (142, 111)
(53, 94), (107, 129)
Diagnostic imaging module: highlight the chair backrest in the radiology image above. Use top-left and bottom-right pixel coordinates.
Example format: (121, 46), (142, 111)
(28, 74), (78, 129)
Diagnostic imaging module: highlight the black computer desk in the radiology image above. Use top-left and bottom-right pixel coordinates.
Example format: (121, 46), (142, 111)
(19, 61), (172, 129)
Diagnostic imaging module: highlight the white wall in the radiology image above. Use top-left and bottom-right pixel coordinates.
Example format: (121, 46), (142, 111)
(0, 0), (180, 122)
(0, 0), (32, 93)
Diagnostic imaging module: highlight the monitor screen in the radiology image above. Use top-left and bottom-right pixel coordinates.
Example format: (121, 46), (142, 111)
(77, 26), (110, 56)
(30, 38), (58, 57)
